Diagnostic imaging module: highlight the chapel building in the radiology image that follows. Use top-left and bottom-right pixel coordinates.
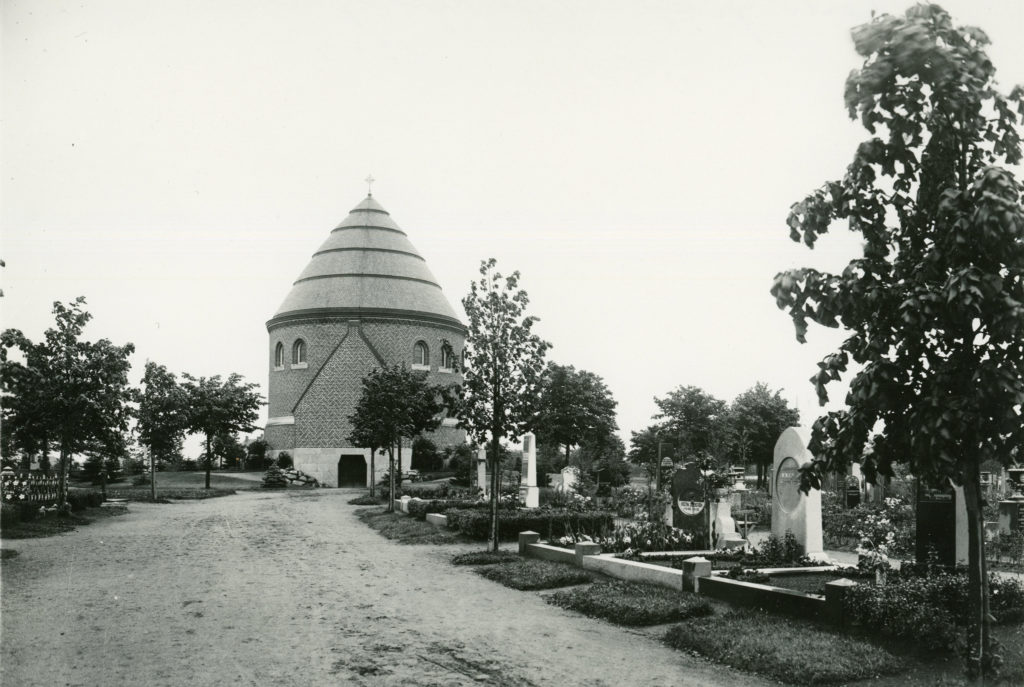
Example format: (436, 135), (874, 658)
(265, 194), (466, 487)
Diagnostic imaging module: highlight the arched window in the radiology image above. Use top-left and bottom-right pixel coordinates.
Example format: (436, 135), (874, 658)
(440, 343), (455, 371)
(413, 341), (430, 368)
(292, 339), (307, 365)
(274, 342), (284, 369)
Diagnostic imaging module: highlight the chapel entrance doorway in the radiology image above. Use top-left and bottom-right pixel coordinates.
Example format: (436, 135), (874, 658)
(338, 454), (367, 488)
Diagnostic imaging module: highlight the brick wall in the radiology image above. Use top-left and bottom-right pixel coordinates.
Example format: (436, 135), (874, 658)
(266, 316), (467, 454)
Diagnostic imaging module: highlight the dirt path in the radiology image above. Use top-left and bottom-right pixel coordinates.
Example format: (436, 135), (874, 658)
(1, 490), (771, 686)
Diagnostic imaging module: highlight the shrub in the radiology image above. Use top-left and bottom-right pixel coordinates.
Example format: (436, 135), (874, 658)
(407, 498), (480, 520)
(664, 610), (903, 685)
(276, 452), (293, 469)
(1, 503), (20, 527)
(451, 550), (519, 566)
(547, 581), (712, 626)
(444, 508), (614, 541)
(66, 490), (104, 512)
(475, 559), (593, 590)
(822, 492), (915, 557)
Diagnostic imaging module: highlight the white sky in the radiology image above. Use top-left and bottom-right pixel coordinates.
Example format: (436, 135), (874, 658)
(3, 0), (1023, 457)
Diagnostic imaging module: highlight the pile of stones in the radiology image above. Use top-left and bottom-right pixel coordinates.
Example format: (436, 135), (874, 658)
(281, 468), (320, 487)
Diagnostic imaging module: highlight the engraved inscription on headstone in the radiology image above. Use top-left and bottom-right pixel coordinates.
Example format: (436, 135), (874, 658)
(775, 457), (801, 513)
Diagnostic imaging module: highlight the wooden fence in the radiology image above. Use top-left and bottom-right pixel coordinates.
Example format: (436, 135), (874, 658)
(1, 472), (65, 506)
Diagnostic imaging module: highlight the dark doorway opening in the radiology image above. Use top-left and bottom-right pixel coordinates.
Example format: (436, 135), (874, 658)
(338, 454), (367, 488)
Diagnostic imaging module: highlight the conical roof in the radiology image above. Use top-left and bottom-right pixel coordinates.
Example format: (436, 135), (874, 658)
(268, 196), (464, 330)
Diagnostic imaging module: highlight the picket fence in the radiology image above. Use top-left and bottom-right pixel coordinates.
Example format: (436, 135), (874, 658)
(1, 472), (65, 506)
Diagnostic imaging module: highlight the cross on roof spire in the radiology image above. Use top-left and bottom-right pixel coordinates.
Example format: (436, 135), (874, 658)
(365, 174), (375, 196)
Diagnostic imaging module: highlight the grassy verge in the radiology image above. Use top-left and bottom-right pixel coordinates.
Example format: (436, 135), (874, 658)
(475, 559), (593, 590)
(663, 609), (903, 685)
(348, 494), (383, 506)
(452, 550), (520, 566)
(106, 487), (236, 501)
(547, 581), (713, 626)
(0, 505), (128, 539)
(355, 507), (470, 545)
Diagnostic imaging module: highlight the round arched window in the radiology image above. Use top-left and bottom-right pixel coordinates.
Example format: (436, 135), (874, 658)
(274, 342), (284, 368)
(293, 339), (307, 365)
(413, 341), (429, 367)
(440, 343), (455, 370)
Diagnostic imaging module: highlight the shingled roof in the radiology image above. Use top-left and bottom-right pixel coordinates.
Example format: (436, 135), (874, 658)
(268, 195), (464, 331)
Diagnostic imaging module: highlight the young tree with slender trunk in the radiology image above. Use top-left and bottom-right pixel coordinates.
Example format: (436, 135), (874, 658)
(182, 373), (262, 489)
(459, 259), (549, 552)
(348, 364), (447, 510)
(771, 5), (1024, 679)
(138, 361), (189, 501)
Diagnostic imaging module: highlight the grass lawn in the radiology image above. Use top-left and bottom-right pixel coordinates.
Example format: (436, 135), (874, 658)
(354, 507), (470, 545)
(451, 550), (520, 566)
(1, 505), (128, 540)
(475, 559), (593, 590)
(93, 470), (265, 501)
(547, 581), (713, 626)
(663, 609), (904, 685)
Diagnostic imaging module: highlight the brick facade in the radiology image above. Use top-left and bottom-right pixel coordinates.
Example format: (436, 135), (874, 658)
(266, 316), (466, 486)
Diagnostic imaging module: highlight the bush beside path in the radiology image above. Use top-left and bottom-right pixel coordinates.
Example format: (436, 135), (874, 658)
(1, 490), (771, 687)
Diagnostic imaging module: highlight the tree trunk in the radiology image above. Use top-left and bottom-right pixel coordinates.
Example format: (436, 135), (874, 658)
(490, 431), (501, 552)
(58, 442), (69, 509)
(387, 445), (395, 513)
(397, 440), (403, 492)
(370, 449), (376, 497)
(962, 463), (992, 681)
(204, 435), (212, 489)
(150, 448), (157, 502)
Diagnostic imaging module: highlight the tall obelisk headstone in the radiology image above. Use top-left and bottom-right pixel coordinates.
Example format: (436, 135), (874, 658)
(476, 447), (488, 496)
(520, 432), (539, 508)
(772, 427), (825, 560)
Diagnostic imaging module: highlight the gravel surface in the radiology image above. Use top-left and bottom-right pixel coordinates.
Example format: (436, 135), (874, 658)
(1, 489), (771, 686)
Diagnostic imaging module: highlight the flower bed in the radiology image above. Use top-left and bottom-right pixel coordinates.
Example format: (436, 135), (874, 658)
(546, 580), (713, 626)
(407, 498), (481, 520)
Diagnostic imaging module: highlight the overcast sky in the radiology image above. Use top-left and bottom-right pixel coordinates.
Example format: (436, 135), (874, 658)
(3, 0), (1023, 456)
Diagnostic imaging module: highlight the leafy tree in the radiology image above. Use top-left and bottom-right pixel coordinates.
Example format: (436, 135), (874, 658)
(138, 361), (190, 500)
(533, 362), (618, 466)
(770, 5), (1024, 678)
(730, 383), (800, 488)
(411, 436), (443, 472)
(459, 259), (549, 551)
(348, 364), (446, 508)
(246, 436), (270, 470)
(182, 373), (262, 489)
(0, 298), (134, 506)
(654, 385), (729, 460)
(574, 433), (630, 496)
(627, 424), (667, 483)
(210, 432), (245, 469)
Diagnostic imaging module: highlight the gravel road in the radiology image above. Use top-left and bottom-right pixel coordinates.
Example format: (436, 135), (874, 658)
(1, 489), (770, 686)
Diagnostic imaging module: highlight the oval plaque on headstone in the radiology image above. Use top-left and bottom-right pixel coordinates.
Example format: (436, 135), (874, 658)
(775, 456), (801, 514)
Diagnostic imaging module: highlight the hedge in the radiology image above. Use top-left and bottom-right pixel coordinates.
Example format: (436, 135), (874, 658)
(67, 490), (104, 512)
(444, 508), (614, 541)
(407, 499), (481, 520)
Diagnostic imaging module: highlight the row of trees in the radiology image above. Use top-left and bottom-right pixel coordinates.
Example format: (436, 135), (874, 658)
(1, 297), (262, 503)
(629, 383), (800, 488)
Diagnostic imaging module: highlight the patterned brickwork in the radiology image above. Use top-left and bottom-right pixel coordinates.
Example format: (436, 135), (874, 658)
(293, 330), (379, 447)
(267, 316), (466, 452)
(267, 321), (354, 418)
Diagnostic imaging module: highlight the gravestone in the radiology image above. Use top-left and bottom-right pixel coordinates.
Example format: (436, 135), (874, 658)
(712, 493), (746, 549)
(519, 432), (539, 508)
(772, 427), (826, 560)
(672, 461), (708, 547)
(560, 466), (578, 494)
(917, 480), (968, 565)
(476, 447), (488, 496)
